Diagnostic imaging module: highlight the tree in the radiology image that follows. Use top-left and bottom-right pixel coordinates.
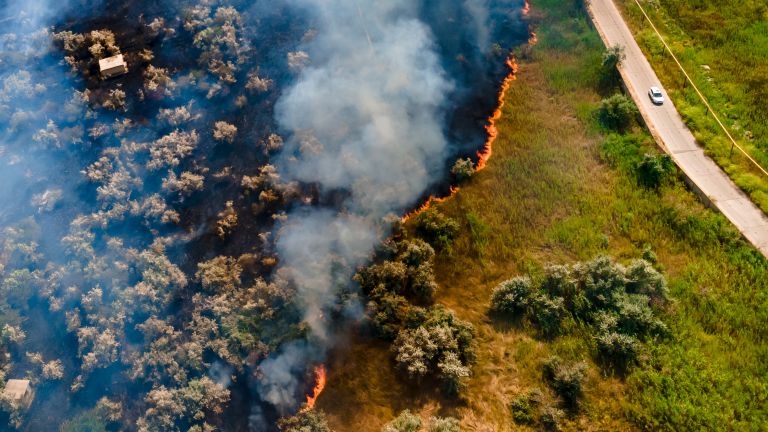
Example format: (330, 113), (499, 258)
(213, 121), (237, 143)
(597, 94), (637, 132)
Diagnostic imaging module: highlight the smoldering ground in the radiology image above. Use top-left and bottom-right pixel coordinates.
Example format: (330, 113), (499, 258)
(0, 0), (528, 430)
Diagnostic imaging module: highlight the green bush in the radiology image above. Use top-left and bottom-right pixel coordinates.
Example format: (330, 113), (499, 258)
(428, 416), (461, 432)
(597, 94), (638, 132)
(489, 277), (533, 317)
(278, 409), (333, 432)
(392, 306), (475, 395)
(60, 411), (108, 432)
(529, 294), (566, 338)
(599, 45), (625, 90)
(540, 406), (565, 431)
(451, 158), (476, 183)
(414, 208), (460, 251)
(383, 410), (421, 432)
(488, 256), (668, 372)
(595, 331), (641, 368)
(543, 356), (589, 408)
(510, 394), (535, 424)
(636, 153), (673, 189)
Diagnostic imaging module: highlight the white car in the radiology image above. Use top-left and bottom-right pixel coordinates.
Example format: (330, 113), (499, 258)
(648, 86), (664, 105)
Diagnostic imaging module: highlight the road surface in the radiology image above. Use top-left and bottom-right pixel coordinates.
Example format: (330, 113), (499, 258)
(587, 0), (768, 258)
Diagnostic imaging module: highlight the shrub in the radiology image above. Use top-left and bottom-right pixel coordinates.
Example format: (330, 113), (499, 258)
(366, 293), (412, 339)
(428, 416), (461, 432)
(383, 410), (421, 432)
(356, 261), (408, 296)
(510, 394), (535, 424)
(540, 265), (576, 299)
(571, 255), (627, 313)
(408, 262), (438, 303)
(543, 356), (588, 407)
(613, 293), (667, 337)
(636, 153), (672, 189)
(489, 277), (533, 317)
(392, 306), (475, 393)
(540, 406), (565, 431)
(597, 94), (637, 132)
(599, 45), (625, 90)
(450, 158), (475, 183)
(624, 260), (666, 301)
(278, 409), (332, 432)
(529, 294), (566, 338)
(595, 331), (641, 368)
(414, 208), (459, 251)
(60, 410), (108, 432)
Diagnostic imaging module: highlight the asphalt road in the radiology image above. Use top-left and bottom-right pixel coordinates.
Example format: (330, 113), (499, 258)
(588, 0), (768, 258)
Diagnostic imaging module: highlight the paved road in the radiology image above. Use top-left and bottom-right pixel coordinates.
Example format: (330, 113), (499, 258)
(587, 0), (768, 258)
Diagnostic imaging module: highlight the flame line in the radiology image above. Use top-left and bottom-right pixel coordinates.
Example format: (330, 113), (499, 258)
(303, 364), (327, 411)
(475, 56), (518, 172)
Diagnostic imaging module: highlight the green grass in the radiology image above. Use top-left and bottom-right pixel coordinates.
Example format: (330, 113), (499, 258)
(318, 1), (768, 430)
(616, 0), (768, 214)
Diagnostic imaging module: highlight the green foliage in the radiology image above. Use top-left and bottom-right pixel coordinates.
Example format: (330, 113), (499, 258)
(60, 410), (108, 432)
(357, 239), (437, 304)
(414, 208), (460, 252)
(510, 394), (535, 424)
(450, 158), (476, 183)
(382, 410), (421, 432)
(542, 356), (588, 408)
(636, 153), (673, 189)
(540, 406), (564, 431)
(489, 256), (667, 369)
(427, 416), (461, 432)
(597, 94), (637, 132)
(392, 306), (475, 395)
(599, 45), (625, 90)
(278, 409), (333, 432)
(529, 294), (566, 338)
(595, 331), (641, 369)
(489, 277), (533, 317)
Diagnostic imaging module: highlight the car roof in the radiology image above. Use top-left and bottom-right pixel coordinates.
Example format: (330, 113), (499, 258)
(650, 86), (662, 93)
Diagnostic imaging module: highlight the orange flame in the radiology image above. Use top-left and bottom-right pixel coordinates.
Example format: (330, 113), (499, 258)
(528, 31), (538, 45)
(475, 57), (518, 172)
(522, 0), (531, 16)
(304, 365), (327, 411)
(401, 186), (460, 223)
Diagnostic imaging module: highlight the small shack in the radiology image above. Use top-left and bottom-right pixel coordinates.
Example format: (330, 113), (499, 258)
(99, 54), (128, 79)
(3, 379), (34, 409)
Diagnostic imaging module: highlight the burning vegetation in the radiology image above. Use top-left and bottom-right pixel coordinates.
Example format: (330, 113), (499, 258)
(0, 0), (531, 430)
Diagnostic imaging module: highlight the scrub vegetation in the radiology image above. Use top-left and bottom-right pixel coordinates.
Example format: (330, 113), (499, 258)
(320, 0), (768, 430)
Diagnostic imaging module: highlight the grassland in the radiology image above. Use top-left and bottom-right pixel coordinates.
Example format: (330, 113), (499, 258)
(616, 0), (768, 214)
(318, 0), (768, 430)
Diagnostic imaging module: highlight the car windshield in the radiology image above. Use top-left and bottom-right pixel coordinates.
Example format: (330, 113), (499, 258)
(652, 89), (662, 96)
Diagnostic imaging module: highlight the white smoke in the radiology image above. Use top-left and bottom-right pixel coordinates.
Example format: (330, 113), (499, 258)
(258, 0), (456, 415)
